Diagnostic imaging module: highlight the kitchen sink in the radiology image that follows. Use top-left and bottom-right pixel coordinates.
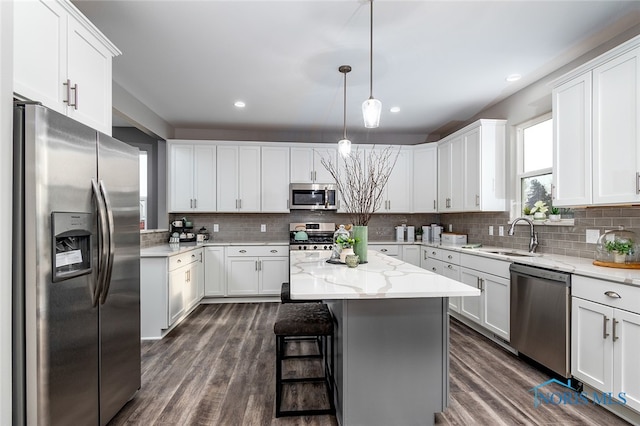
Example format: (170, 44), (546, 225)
(481, 249), (540, 257)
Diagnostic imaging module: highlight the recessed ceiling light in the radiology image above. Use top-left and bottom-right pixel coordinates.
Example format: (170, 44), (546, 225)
(234, 101), (246, 108)
(506, 74), (522, 82)
(390, 106), (401, 113)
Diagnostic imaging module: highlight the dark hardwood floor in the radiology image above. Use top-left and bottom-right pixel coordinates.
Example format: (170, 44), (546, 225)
(108, 303), (629, 426)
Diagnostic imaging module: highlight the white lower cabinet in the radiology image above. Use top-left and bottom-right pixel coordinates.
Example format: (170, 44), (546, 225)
(204, 246), (226, 296)
(141, 247), (203, 339)
(225, 246), (289, 296)
(402, 245), (421, 266)
(369, 244), (400, 258)
(572, 276), (640, 413)
(421, 246), (461, 313)
(458, 254), (510, 340)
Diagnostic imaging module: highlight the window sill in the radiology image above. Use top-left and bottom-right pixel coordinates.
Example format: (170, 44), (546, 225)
(508, 218), (575, 226)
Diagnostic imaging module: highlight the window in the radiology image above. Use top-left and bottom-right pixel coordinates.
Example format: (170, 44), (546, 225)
(516, 114), (553, 216)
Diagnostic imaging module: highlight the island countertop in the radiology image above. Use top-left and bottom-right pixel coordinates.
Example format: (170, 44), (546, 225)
(290, 249), (481, 300)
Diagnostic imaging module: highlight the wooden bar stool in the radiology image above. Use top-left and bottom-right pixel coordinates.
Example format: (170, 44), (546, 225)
(273, 302), (335, 417)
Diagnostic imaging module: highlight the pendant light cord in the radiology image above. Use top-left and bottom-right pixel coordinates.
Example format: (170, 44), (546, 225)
(343, 70), (348, 139)
(369, 0), (374, 99)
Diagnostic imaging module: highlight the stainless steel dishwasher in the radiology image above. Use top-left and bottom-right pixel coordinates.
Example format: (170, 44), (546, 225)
(510, 263), (571, 378)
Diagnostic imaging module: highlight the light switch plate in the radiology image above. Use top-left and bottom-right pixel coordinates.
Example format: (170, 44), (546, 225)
(586, 229), (599, 244)
(213, 224), (219, 232)
(488, 226), (494, 236)
(498, 226), (504, 237)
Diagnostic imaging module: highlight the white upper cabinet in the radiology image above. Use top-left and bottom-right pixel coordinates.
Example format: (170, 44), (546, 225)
(14, 0), (120, 135)
(553, 36), (640, 207)
(380, 147), (412, 213)
(438, 120), (506, 213)
(217, 145), (261, 212)
(261, 146), (290, 212)
(438, 136), (464, 212)
(290, 146), (337, 183)
(413, 143), (438, 213)
(167, 141), (216, 212)
(552, 73), (592, 206)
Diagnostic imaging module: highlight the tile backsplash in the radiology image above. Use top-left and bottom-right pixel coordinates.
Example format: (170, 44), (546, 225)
(139, 206), (640, 260)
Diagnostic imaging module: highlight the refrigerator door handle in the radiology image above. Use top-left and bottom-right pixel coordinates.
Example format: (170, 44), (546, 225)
(99, 180), (116, 304)
(91, 179), (108, 307)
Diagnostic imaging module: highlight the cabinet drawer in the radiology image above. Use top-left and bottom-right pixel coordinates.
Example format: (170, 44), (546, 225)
(573, 275), (640, 314)
(369, 244), (399, 256)
(226, 245), (288, 257)
(441, 249), (460, 264)
(459, 253), (510, 279)
(425, 246), (443, 260)
(169, 249), (201, 271)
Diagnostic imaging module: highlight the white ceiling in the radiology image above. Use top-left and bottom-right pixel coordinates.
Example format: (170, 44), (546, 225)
(73, 0), (640, 139)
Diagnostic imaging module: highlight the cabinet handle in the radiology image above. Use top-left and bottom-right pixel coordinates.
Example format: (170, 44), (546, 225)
(177, 259), (182, 263)
(191, 254), (196, 258)
(447, 254), (453, 259)
(603, 316), (610, 339)
(259, 260), (262, 271)
(604, 291), (621, 299)
(636, 172), (640, 194)
(194, 199), (197, 209)
(551, 184), (555, 200)
(432, 267), (437, 272)
(475, 194), (480, 206)
(239, 199), (242, 209)
(71, 83), (78, 109)
(613, 319), (619, 342)
(239, 249), (247, 253)
(432, 251), (437, 256)
(63, 79), (77, 109)
(447, 264), (453, 269)
(270, 249), (278, 253)
(381, 248), (388, 252)
(433, 200), (436, 210)
(255, 261), (258, 271)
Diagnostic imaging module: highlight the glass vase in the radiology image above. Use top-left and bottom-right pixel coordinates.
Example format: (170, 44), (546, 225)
(353, 225), (368, 264)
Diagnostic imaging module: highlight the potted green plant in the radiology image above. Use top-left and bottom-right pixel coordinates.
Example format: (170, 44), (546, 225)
(530, 201), (548, 221)
(336, 235), (356, 263)
(549, 207), (561, 222)
(605, 239), (634, 263)
(523, 205), (533, 219)
(415, 227), (423, 241)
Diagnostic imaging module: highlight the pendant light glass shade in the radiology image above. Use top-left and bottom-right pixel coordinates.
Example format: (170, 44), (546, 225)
(338, 138), (352, 156)
(363, 0), (381, 129)
(338, 65), (352, 157)
(362, 97), (381, 128)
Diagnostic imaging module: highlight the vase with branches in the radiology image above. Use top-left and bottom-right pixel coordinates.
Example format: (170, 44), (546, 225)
(320, 145), (400, 262)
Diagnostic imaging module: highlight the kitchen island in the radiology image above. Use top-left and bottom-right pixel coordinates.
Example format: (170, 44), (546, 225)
(290, 250), (481, 426)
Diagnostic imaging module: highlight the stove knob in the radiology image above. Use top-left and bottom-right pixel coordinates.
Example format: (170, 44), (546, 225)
(298, 245), (302, 250)
(313, 245), (318, 250)
(303, 245), (307, 250)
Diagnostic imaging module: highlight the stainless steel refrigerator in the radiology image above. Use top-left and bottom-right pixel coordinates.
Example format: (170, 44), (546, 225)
(12, 103), (141, 425)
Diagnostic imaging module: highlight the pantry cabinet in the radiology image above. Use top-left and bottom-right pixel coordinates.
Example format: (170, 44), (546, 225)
(167, 141), (217, 212)
(13, 0), (120, 134)
(290, 146), (337, 183)
(216, 145), (261, 212)
(413, 143), (438, 213)
(226, 246), (289, 296)
(572, 276), (640, 413)
(553, 36), (640, 207)
(261, 146), (290, 212)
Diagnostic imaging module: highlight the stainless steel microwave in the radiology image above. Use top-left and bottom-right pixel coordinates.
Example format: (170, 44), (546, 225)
(289, 183), (338, 210)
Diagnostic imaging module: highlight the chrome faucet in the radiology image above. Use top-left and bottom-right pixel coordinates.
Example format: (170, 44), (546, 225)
(508, 217), (538, 253)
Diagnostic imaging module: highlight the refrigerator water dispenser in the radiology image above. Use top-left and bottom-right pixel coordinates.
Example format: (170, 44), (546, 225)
(51, 212), (92, 282)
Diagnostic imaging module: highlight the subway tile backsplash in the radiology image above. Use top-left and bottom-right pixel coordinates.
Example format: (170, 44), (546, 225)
(138, 206), (640, 260)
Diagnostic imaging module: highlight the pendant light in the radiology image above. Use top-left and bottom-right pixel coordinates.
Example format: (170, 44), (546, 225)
(362, 0), (381, 128)
(338, 65), (352, 157)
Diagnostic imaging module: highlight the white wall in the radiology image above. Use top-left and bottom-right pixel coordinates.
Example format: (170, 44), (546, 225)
(0, 1), (13, 424)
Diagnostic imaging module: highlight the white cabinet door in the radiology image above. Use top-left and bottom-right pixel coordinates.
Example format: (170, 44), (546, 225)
(193, 145), (217, 211)
(66, 17), (113, 134)
(14, 0), (67, 114)
(217, 145), (261, 212)
(413, 144), (438, 212)
(552, 73), (593, 206)
(482, 273), (510, 340)
(401, 245), (420, 266)
(290, 146), (336, 183)
(592, 48), (640, 205)
(204, 247), (226, 296)
(168, 267), (186, 326)
(169, 144), (195, 212)
(459, 268), (482, 323)
(613, 308), (640, 412)
(313, 147), (337, 183)
(226, 258), (260, 295)
(441, 261), (461, 314)
(383, 148), (412, 213)
(571, 297), (612, 391)
(261, 146), (290, 212)
(438, 137), (463, 212)
(463, 127), (481, 211)
(260, 257), (289, 295)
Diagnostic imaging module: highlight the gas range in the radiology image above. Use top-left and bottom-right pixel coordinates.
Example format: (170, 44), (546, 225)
(289, 222), (335, 251)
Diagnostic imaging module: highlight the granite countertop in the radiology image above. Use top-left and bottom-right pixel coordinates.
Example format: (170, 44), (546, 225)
(289, 250), (481, 300)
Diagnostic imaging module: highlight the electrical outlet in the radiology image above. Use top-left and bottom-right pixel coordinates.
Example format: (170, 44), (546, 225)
(498, 226), (504, 237)
(213, 224), (219, 232)
(586, 229), (599, 244)
(261, 224), (266, 232)
(488, 226), (494, 236)
(448, 224), (453, 232)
